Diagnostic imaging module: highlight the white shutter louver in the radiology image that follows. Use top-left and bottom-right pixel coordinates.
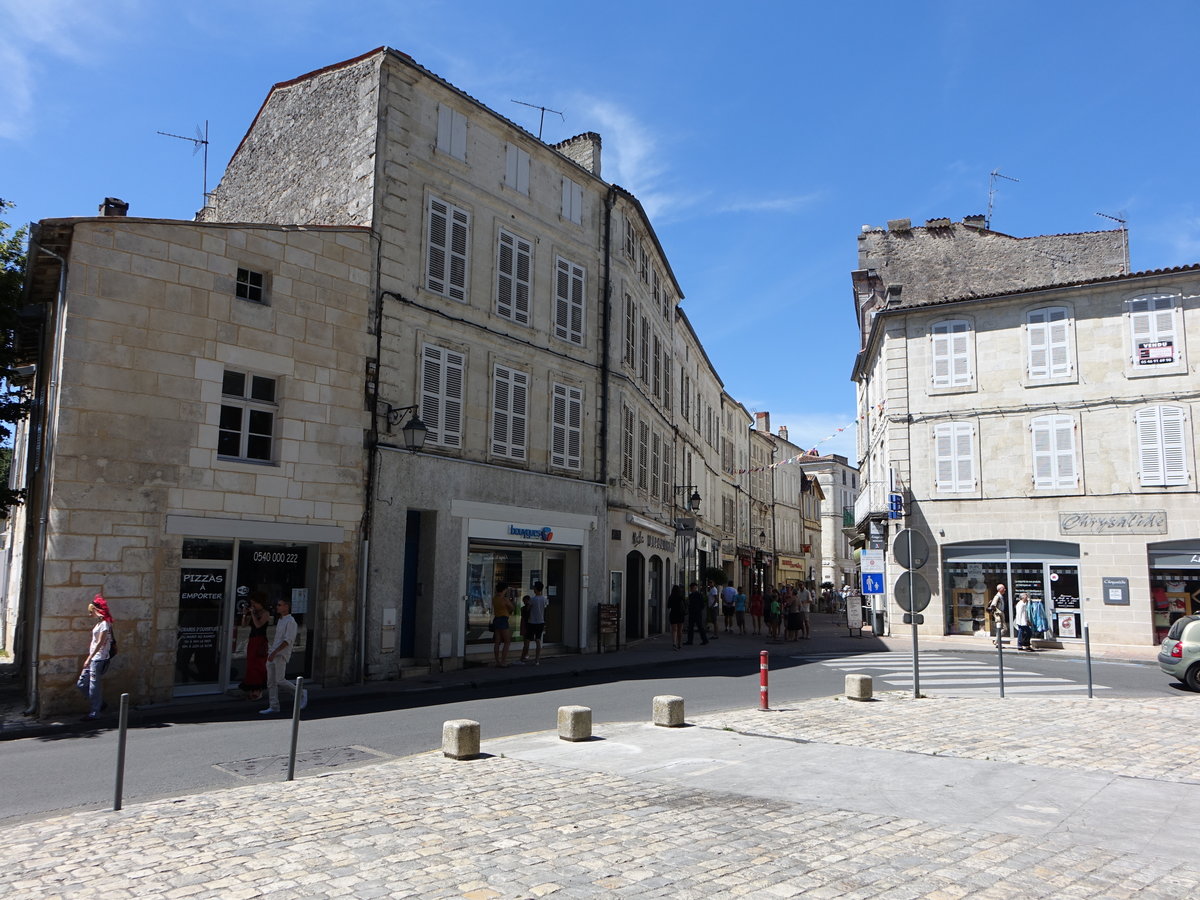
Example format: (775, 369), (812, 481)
(1137, 405), (1189, 486)
(551, 383), (583, 471)
(421, 344), (465, 448)
(427, 196), (470, 301)
(934, 422), (975, 492)
(932, 320), (973, 387)
(505, 144), (529, 194)
(554, 258), (585, 345)
(1028, 308), (1072, 379)
(1031, 415), (1077, 489)
(497, 230), (531, 325)
(491, 365), (528, 460)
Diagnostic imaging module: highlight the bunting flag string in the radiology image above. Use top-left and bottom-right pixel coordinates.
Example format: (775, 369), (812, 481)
(731, 415), (860, 474)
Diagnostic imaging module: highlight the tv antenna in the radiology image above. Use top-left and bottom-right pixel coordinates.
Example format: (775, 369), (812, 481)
(511, 100), (564, 140)
(986, 169), (1019, 229)
(1097, 211), (1130, 273)
(157, 120), (210, 205)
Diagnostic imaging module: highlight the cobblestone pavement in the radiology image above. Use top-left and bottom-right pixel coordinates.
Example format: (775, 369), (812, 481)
(2, 694), (1197, 899)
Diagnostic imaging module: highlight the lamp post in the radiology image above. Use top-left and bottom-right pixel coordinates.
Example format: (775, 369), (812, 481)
(757, 529), (767, 592)
(384, 403), (428, 452)
(674, 485), (702, 588)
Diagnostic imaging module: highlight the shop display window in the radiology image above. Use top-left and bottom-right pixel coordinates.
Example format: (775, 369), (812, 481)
(1150, 571), (1200, 643)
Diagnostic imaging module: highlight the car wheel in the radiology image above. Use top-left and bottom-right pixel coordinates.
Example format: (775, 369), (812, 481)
(1186, 663), (1200, 692)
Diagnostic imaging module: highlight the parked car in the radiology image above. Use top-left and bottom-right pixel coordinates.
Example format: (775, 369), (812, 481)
(1158, 614), (1200, 691)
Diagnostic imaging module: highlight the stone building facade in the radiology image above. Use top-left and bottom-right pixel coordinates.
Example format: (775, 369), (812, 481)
(852, 215), (1200, 646)
(797, 453), (859, 588)
(7, 215), (372, 713)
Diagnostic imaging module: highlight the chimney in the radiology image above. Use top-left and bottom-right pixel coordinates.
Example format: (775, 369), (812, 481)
(962, 214), (986, 229)
(755, 411), (770, 433)
(777, 426), (789, 442)
(552, 132), (602, 177)
(886, 218), (911, 233)
(99, 197), (129, 217)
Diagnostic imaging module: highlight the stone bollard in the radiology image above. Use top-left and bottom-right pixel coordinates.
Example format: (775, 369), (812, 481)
(558, 705), (592, 742)
(652, 694), (685, 727)
(442, 718), (481, 759)
(845, 674), (873, 701)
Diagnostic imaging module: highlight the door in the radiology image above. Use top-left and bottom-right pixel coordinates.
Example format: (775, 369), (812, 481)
(175, 564), (230, 696)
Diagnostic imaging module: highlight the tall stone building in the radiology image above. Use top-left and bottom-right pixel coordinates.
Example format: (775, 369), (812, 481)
(851, 215), (1200, 646)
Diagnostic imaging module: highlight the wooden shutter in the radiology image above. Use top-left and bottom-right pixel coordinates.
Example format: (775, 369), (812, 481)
(427, 196), (470, 301)
(437, 105), (466, 160)
(497, 230), (531, 324)
(639, 315), (649, 383)
(1137, 405), (1189, 486)
(562, 178), (583, 224)
(624, 295), (636, 365)
(638, 420), (649, 490)
(505, 144), (529, 194)
(1031, 414), (1076, 489)
(662, 354), (672, 411)
(491, 364), (527, 460)
(934, 422), (975, 492)
(652, 335), (661, 398)
(554, 258), (585, 345)
(622, 407), (635, 482)
(1130, 295), (1178, 366)
(551, 383), (583, 470)
(932, 320), (972, 387)
(421, 344), (464, 448)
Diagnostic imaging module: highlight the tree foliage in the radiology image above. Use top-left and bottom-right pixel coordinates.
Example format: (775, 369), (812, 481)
(1, 197), (31, 507)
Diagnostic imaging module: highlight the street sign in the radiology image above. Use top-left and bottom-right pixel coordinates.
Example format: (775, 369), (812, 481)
(861, 550), (884, 573)
(893, 529), (929, 570)
(895, 571), (931, 612)
(861, 572), (884, 594)
(903, 613), (925, 625)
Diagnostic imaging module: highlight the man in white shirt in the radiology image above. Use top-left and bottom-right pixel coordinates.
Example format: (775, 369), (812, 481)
(261, 596), (307, 714)
(519, 581), (550, 665)
(796, 584), (813, 639)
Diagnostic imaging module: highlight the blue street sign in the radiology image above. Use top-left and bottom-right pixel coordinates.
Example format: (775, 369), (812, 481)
(861, 572), (884, 594)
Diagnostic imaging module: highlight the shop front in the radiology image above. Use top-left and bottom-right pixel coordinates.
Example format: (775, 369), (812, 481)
(1147, 540), (1200, 643)
(465, 517), (586, 659)
(166, 516), (343, 697)
(778, 555), (805, 588)
(942, 540), (1080, 641)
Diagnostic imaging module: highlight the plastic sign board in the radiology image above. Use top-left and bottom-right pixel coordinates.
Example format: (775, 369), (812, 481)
(861, 572), (884, 594)
(860, 550), (885, 574)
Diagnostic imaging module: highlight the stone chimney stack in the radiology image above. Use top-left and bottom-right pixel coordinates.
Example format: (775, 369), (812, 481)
(755, 411), (770, 433)
(777, 426), (788, 442)
(99, 197), (129, 217)
(552, 132), (602, 177)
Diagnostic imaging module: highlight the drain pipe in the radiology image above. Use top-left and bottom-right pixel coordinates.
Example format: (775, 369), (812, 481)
(23, 233), (69, 715)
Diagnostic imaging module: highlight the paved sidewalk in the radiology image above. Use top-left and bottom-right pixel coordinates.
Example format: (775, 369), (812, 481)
(2, 688), (1197, 898)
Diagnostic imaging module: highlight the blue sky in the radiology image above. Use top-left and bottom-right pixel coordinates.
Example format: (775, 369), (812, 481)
(4, 0), (1200, 462)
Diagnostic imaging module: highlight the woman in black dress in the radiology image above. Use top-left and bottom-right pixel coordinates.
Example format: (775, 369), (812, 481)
(667, 584), (687, 650)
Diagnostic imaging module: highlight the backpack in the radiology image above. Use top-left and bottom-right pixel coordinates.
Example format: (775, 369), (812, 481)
(107, 625), (118, 659)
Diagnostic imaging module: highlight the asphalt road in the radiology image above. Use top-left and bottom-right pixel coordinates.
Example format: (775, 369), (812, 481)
(0, 649), (1178, 827)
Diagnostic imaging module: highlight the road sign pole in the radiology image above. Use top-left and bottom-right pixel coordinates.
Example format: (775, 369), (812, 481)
(908, 528), (920, 698)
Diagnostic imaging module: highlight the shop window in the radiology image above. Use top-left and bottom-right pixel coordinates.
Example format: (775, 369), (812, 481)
(219, 369), (276, 463)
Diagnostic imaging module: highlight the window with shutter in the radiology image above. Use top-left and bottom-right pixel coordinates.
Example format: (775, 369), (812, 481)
(1135, 405), (1189, 486)
(651, 432), (661, 498)
(624, 295), (636, 366)
(662, 354), (671, 412)
(661, 443), (672, 503)
(622, 407), (635, 482)
(652, 335), (661, 399)
(638, 420), (649, 490)
(1030, 414), (1077, 489)
(623, 215), (635, 258)
(491, 364), (528, 460)
(495, 230), (532, 325)
(931, 319), (974, 388)
(421, 343), (465, 448)
(1128, 295), (1180, 368)
(1027, 307), (1073, 380)
(561, 177), (583, 224)
(504, 144), (529, 195)
(554, 257), (586, 345)
(437, 104), (467, 161)
(639, 315), (650, 383)
(551, 383), (583, 470)
(426, 196), (470, 302)
(933, 422), (975, 492)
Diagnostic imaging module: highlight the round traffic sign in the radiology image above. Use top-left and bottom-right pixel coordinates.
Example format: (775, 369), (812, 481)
(893, 529), (929, 570)
(895, 571), (931, 612)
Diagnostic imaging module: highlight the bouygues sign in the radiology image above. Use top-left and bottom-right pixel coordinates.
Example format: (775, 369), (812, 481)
(508, 524), (555, 542)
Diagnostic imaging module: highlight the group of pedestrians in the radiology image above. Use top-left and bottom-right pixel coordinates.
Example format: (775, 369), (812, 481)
(665, 580), (826, 649)
(490, 581), (550, 667)
(988, 583), (1046, 651)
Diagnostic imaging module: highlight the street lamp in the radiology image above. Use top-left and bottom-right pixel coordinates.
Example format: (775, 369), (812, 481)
(673, 485), (702, 587)
(383, 403), (428, 452)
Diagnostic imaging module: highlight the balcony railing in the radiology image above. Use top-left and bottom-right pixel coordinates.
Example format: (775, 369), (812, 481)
(852, 479), (890, 527)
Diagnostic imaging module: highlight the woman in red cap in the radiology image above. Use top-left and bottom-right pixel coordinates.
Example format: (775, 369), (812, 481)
(77, 594), (114, 721)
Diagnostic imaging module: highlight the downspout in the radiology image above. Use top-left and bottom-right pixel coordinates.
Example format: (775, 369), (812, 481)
(23, 232), (68, 715)
(593, 186), (616, 652)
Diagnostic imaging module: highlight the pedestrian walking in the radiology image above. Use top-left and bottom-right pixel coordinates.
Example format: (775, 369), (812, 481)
(734, 586), (747, 635)
(261, 596), (307, 714)
(988, 583), (1007, 647)
(749, 589), (764, 635)
(721, 582), (737, 633)
(1015, 592), (1033, 651)
(76, 595), (114, 722)
(706, 582), (720, 639)
(491, 581), (514, 667)
(767, 593), (782, 641)
(684, 582), (709, 645)
(667, 584), (686, 649)
(238, 591), (270, 701)
(796, 583), (813, 639)
(520, 582), (550, 664)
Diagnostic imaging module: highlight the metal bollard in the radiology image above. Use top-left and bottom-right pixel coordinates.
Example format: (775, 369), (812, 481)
(759, 650), (770, 710)
(113, 693), (130, 811)
(286, 676), (304, 781)
(1084, 624), (1094, 699)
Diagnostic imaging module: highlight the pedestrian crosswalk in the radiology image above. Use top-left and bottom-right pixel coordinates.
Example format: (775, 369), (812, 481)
(793, 651), (1110, 696)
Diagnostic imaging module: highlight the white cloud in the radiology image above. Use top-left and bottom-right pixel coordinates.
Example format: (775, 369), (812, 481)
(715, 192), (824, 215)
(0, 0), (132, 139)
(747, 408), (859, 463)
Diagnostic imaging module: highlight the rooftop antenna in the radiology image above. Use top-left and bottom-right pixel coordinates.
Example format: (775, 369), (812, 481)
(511, 100), (564, 141)
(1096, 211), (1130, 274)
(157, 120), (209, 206)
(986, 169), (1019, 229)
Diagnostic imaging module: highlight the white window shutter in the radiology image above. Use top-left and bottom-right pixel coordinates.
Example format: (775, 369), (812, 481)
(554, 257), (585, 345)
(1053, 416), (1077, 487)
(562, 177), (583, 224)
(1028, 312), (1049, 379)
(497, 230), (531, 325)
(1031, 415), (1077, 489)
(651, 432), (661, 497)
(438, 105), (467, 160)
(437, 105), (452, 155)
(427, 196), (470, 301)
(491, 365), (527, 460)
(551, 383), (582, 470)
(426, 198), (449, 295)
(505, 144), (529, 194)
(1136, 408), (1164, 485)
(421, 344), (465, 448)
(1134, 405), (1186, 486)
(622, 408), (635, 482)
(953, 423), (975, 489)
(935, 422), (975, 492)
(638, 420), (649, 490)
(931, 320), (972, 387)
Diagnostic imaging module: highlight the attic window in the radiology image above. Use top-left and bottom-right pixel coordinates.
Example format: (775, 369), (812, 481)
(236, 268), (265, 304)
